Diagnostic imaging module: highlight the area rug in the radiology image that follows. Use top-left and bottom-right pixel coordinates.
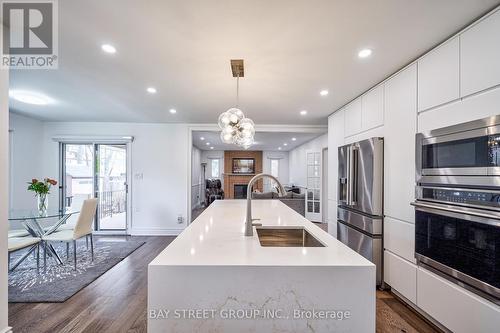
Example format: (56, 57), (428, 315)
(8, 239), (145, 302)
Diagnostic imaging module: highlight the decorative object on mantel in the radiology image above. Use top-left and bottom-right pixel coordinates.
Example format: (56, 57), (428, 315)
(27, 178), (57, 214)
(217, 59), (255, 149)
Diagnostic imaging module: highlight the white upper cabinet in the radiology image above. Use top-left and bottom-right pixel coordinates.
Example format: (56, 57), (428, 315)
(418, 37), (460, 111)
(344, 98), (362, 137)
(460, 9), (500, 97)
(384, 64), (417, 224)
(361, 85), (384, 130)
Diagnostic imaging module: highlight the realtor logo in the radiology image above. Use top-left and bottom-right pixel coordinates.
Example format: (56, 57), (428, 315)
(1, 0), (58, 69)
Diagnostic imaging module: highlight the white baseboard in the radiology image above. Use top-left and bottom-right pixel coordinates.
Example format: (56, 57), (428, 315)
(130, 228), (184, 236)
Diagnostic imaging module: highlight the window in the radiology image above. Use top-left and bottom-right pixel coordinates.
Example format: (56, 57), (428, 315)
(270, 159), (279, 178)
(270, 159), (280, 190)
(211, 159), (220, 178)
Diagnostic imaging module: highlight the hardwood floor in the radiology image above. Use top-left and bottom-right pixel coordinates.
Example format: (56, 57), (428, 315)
(9, 236), (175, 333)
(9, 235), (440, 333)
(376, 291), (440, 333)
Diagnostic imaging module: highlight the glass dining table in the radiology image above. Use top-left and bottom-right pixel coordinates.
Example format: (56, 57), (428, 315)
(8, 208), (80, 265)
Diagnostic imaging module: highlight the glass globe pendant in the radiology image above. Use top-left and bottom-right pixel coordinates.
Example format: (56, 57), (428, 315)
(217, 62), (256, 149)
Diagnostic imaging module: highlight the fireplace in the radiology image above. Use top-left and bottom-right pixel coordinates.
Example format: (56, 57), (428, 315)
(234, 184), (248, 199)
(223, 151), (262, 198)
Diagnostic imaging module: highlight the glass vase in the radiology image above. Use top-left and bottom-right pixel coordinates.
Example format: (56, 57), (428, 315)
(37, 193), (48, 215)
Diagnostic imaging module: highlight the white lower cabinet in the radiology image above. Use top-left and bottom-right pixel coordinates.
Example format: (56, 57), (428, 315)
(384, 250), (417, 304)
(417, 267), (500, 333)
(384, 217), (415, 263)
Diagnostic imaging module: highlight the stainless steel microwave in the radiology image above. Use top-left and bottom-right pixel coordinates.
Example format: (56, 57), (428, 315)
(416, 115), (500, 186)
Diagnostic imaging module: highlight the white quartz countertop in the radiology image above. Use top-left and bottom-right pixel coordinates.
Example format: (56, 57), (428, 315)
(149, 200), (374, 267)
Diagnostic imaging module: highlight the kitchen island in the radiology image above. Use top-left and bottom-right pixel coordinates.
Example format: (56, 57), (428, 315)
(148, 200), (375, 332)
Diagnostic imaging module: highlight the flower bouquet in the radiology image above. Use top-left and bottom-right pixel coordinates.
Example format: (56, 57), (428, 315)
(28, 178), (57, 214)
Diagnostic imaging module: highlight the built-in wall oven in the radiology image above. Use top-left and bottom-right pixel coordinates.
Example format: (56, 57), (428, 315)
(414, 115), (500, 305)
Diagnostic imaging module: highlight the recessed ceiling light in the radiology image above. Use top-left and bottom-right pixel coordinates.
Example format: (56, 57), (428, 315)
(358, 48), (372, 58)
(147, 87), (157, 94)
(169, 109), (177, 114)
(278, 147), (282, 150)
(320, 90), (329, 96)
(300, 110), (308, 116)
(9, 90), (52, 105)
(210, 147), (214, 150)
(206, 142), (210, 146)
(291, 137), (297, 141)
(200, 137), (205, 141)
(101, 44), (116, 54)
(283, 143), (288, 146)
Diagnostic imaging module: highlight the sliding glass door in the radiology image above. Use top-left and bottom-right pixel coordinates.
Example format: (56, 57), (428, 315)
(62, 144), (95, 215)
(96, 144), (127, 230)
(61, 143), (128, 232)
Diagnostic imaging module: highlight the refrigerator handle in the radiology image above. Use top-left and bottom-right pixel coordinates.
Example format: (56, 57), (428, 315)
(339, 146), (350, 206)
(347, 145), (354, 206)
(351, 144), (359, 205)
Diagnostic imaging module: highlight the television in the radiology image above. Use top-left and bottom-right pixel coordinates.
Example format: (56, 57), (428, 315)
(232, 158), (255, 174)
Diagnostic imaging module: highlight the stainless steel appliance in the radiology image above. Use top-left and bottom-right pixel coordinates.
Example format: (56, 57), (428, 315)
(414, 115), (500, 305)
(337, 137), (384, 285)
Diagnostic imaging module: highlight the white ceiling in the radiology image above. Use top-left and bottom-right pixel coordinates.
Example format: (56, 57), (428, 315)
(9, 0), (500, 124)
(193, 131), (324, 151)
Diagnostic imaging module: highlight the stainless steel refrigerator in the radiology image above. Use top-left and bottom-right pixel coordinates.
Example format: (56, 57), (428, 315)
(337, 137), (384, 285)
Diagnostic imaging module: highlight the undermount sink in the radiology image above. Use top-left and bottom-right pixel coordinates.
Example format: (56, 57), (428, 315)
(256, 227), (325, 247)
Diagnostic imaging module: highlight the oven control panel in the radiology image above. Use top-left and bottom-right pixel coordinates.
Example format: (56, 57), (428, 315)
(419, 187), (500, 208)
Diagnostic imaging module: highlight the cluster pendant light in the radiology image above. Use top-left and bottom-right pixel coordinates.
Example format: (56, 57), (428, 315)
(218, 60), (255, 150)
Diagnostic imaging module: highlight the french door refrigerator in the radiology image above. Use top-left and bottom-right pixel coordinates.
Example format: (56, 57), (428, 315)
(337, 137), (384, 285)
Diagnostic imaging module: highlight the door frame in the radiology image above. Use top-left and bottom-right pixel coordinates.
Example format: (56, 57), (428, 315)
(322, 147), (328, 223)
(58, 139), (133, 235)
(305, 149), (322, 222)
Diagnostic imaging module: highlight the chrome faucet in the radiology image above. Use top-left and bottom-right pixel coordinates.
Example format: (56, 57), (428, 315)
(245, 173), (286, 236)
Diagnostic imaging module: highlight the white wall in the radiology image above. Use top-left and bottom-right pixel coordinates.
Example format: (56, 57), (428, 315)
(40, 122), (190, 235)
(0, 64), (10, 332)
(262, 151), (289, 191)
(8, 113), (44, 210)
(191, 146), (202, 209)
(288, 134), (328, 187)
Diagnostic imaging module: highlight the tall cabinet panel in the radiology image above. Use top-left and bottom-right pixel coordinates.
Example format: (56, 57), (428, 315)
(461, 10), (500, 97)
(327, 109), (344, 237)
(384, 65), (417, 224)
(327, 109), (344, 203)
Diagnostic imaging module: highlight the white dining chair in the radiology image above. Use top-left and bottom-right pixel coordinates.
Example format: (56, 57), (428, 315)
(8, 237), (41, 271)
(42, 198), (98, 270)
